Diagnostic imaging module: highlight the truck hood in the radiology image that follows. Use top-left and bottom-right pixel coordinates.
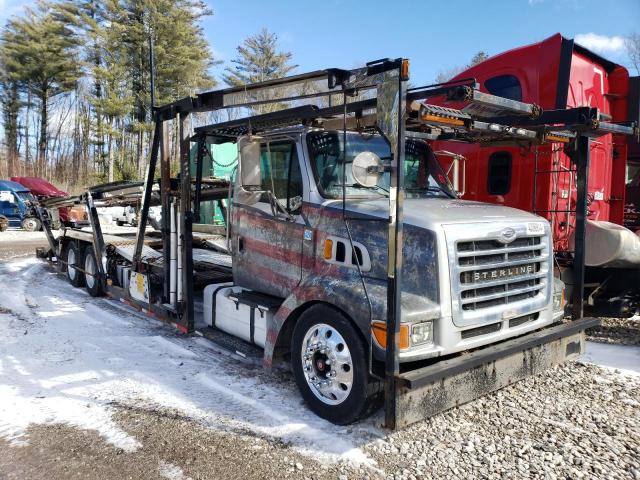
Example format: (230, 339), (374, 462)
(10, 177), (68, 197)
(327, 197), (542, 229)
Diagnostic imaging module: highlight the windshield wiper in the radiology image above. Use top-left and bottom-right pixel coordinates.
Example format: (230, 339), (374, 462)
(405, 185), (453, 197)
(336, 183), (389, 194)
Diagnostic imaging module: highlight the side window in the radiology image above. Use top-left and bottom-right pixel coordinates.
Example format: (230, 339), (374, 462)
(259, 142), (303, 213)
(487, 152), (512, 195)
(484, 75), (522, 102)
(0, 191), (14, 203)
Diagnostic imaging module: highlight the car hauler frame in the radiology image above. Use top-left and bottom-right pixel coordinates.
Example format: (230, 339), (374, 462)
(36, 58), (635, 429)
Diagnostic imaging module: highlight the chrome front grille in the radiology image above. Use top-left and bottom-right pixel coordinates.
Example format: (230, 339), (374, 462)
(445, 221), (552, 328)
(456, 236), (545, 311)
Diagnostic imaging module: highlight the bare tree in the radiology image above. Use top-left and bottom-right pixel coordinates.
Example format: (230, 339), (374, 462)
(626, 32), (640, 75)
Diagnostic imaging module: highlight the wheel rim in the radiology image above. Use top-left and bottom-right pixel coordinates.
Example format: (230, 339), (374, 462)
(85, 252), (95, 289)
(67, 249), (76, 280)
(301, 323), (354, 405)
(24, 219), (37, 230)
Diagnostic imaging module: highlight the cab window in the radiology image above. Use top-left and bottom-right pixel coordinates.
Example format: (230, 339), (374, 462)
(259, 142), (303, 214)
(487, 152), (512, 195)
(485, 75), (522, 102)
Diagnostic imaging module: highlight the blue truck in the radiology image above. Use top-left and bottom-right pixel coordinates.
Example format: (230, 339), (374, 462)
(0, 180), (41, 231)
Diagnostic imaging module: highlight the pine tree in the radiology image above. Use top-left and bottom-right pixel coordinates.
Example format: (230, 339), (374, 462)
(0, 23), (25, 177)
(55, 0), (110, 177)
(223, 29), (297, 113)
(468, 51), (489, 67)
(106, 0), (215, 175)
(3, 2), (81, 177)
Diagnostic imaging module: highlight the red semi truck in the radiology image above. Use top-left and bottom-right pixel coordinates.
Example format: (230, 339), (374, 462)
(431, 33), (640, 317)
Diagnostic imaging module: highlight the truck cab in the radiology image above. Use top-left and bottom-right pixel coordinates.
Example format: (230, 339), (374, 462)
(209, 126), (565, 422)
(11, 176), (88, 228)
(0, 180), (40, 231)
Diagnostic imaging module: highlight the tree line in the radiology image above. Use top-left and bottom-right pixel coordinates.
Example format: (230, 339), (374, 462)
(0, 1), (296, 190)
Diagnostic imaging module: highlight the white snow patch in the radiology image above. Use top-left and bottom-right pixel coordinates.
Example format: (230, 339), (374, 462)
(158, 461), (192, 480)
(579, 341), (640, 377)
(0, 260), (377, 465)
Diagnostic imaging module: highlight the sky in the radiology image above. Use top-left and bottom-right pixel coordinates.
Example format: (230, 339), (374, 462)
(1, 0), (639, 87)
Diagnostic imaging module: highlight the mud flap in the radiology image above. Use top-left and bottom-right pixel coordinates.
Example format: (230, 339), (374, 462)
(395, 318), (599, 428)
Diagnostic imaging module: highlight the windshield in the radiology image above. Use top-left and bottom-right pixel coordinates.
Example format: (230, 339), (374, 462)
(306, 131), (455, 199)
(15, 191), (35, 203)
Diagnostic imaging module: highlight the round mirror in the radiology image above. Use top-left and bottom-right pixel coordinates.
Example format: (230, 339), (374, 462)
(352, 151), (383, 188)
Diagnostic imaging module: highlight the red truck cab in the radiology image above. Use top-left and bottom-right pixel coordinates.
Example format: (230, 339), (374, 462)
(432, 33), (637, 252)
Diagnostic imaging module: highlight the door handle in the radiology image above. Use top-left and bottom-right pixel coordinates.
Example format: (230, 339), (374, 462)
(237, 236), (244, 253)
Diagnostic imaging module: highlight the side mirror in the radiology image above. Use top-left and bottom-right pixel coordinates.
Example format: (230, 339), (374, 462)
(235, 136), (263, 206)
(238, 136), (262, 190)
(352, 151), (384, 187)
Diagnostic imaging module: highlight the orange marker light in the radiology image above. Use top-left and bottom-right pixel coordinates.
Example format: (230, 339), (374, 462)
(323, 239), (333, 260)
(401, 59), (410, 81)
(421, 113), (465, 126)
(371, 321), (410, 350)
(545, 134), (571, 143)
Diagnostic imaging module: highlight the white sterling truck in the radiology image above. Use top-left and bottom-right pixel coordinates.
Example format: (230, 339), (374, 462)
(37, 58), (616, 428)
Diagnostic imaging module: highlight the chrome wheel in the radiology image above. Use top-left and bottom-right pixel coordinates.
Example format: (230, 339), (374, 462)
(301, 323), (354, 405)
(85, 251), (95, 289)
(67, 248), (77, 281)
(22, 217), (39, 232)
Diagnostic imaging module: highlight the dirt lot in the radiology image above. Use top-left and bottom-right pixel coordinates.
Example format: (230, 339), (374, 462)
(0, 231), (639, 480)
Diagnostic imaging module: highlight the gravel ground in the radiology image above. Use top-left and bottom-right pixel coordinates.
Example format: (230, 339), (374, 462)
(367, 363), (640, 480)
(587, 317), (640, 346)
(1, 231), (639, 480)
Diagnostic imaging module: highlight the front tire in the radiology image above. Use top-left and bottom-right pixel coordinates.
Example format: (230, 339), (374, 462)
(66, 243), (84, 288)
(22, 217), (41, 232)
(83, 246), (103, 297)
(291, 304), (381, 425)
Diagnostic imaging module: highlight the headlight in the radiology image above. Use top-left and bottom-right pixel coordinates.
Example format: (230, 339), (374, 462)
(553, 277), (566, 312)
(410, 321), (433, 347)
(553, 289), (565, 311)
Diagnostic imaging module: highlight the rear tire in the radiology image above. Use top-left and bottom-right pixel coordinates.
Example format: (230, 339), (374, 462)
(0, 216), (7, 232)
(83, 246), (103, 297)
(66, 243), (84, 288)
(291, 304), (382, 425)
(22, 217), (41, 232)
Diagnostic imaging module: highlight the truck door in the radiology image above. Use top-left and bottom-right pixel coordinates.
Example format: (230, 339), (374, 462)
(232, 140), (305, 298)
(0, 192), (21, 225)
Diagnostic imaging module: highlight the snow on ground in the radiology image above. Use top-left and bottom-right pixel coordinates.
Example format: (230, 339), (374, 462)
(579, 341), (640, 377)
(0, 259), (378, 466)
(158, 460), (193, 480)
(0, 229), (48, 243)
(1, 258), (639, 469)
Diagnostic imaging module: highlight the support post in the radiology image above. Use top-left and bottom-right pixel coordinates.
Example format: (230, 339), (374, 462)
(179, 112), (195, 333)
(194, 137), (205, 223)
(572, 135), (590, 320)
(86, 191), (107, 287)
(133, 119), (162, 268)
(384, 69), (406, 430)
(35, 206), (58, 257)
(160, 121), (172, 303)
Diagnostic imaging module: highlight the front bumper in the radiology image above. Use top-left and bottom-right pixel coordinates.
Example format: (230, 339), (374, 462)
(393, 317), (599, 428)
